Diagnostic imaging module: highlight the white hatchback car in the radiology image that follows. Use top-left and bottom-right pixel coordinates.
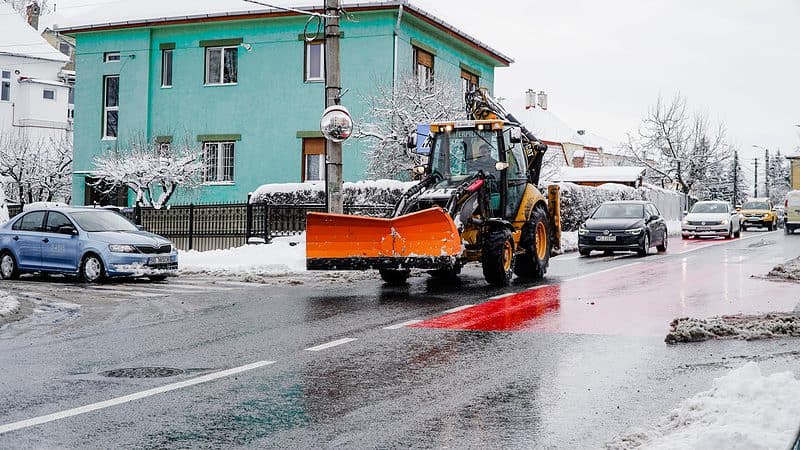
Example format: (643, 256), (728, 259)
(682, 201), (741, 239)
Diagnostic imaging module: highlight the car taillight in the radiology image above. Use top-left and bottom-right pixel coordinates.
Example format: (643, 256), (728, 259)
(787, 199), (789, 208)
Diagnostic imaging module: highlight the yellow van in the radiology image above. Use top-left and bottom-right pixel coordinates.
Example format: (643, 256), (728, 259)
(785, 190), (800, 235)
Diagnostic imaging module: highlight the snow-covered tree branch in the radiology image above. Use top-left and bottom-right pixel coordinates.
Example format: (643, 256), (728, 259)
(0, 129), (72, 203)
(622, 93), (731, 196)
(355, 73), (464, 179)
(91, 135), (204, 209)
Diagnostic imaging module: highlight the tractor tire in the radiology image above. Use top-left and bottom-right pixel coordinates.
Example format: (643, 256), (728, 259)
(482, 228), (515, 286)
(514, 205), (551, 280)
(379, 268), (410, 285)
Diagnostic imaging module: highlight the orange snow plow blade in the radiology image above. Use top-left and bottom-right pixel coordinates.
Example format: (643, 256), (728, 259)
(306, 207), (462, 270)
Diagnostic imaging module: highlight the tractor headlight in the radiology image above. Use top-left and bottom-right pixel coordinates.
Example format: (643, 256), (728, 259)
(625, 228), (643, 235)
(109, 244), (138, 253)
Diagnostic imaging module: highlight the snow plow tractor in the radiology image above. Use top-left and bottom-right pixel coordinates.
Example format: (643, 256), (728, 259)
(306, 88), (561, 286)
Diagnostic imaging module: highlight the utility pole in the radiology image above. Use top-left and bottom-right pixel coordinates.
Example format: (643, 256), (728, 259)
(324, 0), (343, 213)
(753, 157), (758, 197)
(764, 149), (770, 199)
(732, 150), (738, 205)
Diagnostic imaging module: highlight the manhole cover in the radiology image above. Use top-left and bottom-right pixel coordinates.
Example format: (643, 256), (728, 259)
(99, 367), (184, 378)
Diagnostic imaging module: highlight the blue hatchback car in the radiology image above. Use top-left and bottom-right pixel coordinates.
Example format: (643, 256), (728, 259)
(0, 206), (178, 283)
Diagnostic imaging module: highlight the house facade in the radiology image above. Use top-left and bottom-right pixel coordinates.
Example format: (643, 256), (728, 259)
(0, 2), (71, 140)
(60, 1), (511, 206)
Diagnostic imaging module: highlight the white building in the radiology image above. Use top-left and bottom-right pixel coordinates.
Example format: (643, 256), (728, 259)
(0, 2), (71, 139)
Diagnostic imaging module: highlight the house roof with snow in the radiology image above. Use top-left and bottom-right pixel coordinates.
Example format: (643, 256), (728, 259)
(500, 97), (621, 152)
(552, 166), (646, 183)
(55, 0), (512, 66)
(0, 3), (70, 63)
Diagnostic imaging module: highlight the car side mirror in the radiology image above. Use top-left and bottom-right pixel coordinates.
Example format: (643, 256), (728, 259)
(509, 127), (522, 144)
(136, 225), (144, 231)
(58, 225), (77, 235)
(650, 214), (660, 221)
(682, 210), (688, 217)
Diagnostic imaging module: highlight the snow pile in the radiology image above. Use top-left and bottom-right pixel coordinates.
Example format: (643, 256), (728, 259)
(0, 291), (20, 318)
(605, 363), (800, 449)
(767, 256), (800, 282)
(665, 314), (800, 344)
(179, 235), (306, 276)
(249, 179), (415, 207)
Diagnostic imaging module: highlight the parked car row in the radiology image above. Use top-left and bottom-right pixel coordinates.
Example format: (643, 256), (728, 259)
(0, 205), (178, 283)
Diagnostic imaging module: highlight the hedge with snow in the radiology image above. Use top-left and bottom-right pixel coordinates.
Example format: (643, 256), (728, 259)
(250, 180), (684, 232)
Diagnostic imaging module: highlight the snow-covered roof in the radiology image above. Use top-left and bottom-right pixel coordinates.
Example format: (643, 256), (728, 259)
(500, 96), (622, 153)
(54, 0), (512, 65)
(552, 166), (646, 183)
(0, 3), (70, 63)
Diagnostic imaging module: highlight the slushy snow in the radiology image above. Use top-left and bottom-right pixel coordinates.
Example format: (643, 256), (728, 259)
(0, 291), (20, 318)
(665, 314), (800, 344)
(606, 362), (800, 449)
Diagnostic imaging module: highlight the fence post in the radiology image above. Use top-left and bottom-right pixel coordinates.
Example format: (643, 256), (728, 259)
(188, 203), (194, 250)
(245, 193), (253, 243)
(134, 203), (142, 226)
(263, 203), (271, 244)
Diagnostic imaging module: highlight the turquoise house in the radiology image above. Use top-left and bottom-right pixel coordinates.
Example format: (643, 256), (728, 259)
(60, 1), (512, 206)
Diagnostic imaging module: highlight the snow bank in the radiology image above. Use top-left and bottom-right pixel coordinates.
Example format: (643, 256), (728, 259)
(179, 235), (306, 276)
(606, 362), (800, 449)
(767, 256), (800, 282)
(0, 291), (20, 317)
(665, 314), (800, 344)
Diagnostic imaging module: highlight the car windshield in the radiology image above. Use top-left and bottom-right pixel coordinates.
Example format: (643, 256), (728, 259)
(691, 203), (727, 214)
(742, 201), (769, 210)
(592, 204), (644, 219)
(70, 211), (139, 232)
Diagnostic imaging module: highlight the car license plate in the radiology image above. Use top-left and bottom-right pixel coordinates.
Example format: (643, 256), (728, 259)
(747, 218), (760, 222)
(149, 256), (171, 265)
(697, 227), (711, 231)
(596, 235), (616, 242)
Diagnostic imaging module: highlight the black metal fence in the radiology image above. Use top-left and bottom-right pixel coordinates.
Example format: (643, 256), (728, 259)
(6, 202), (394, 252)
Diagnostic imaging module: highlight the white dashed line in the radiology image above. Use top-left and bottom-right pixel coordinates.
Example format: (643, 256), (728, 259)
(441, 304), (475, 314)
(384, 319), (423, 330)
(305, 338), (357, 352)
(0, 360), (276, 436)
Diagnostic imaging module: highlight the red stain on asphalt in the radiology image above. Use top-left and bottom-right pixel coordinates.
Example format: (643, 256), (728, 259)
(411, 285), (561, 331)
(413, 256), (799, 336)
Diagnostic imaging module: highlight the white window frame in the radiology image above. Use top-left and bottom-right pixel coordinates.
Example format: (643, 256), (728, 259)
(104, 51), (121, 63)
(161, 48), (173, 87)
(1, 70), (10, 102)
(202, 141), (235, 183)
(103, 75), (119, 140)
(413, 47), (434, 89)
(43, 89), (56, 100)
(204, 46), (238, 86)
(305, 41), (324, 82)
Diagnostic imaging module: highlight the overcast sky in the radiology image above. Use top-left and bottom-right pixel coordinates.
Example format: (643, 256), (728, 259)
(47, 0), (800, 174)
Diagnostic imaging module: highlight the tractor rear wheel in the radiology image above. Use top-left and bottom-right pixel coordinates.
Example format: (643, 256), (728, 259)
(514, 205), (551, 280)
(482, 228), (515, 286)
(379, 268), (410, 285)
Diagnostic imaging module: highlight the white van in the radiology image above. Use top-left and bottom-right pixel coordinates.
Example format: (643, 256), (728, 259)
(786, 190), (800, 234)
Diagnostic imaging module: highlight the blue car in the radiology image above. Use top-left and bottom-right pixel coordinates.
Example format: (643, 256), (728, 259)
(0, 206), (178, 283)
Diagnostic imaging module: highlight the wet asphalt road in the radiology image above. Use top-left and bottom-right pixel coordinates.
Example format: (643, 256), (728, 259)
(0, 229), (799, 449)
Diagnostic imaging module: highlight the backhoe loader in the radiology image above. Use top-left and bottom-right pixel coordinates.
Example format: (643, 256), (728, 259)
(306, 88), (561, 286)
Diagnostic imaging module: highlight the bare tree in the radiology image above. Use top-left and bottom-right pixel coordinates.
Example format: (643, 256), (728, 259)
(0, 129), (72, 203)
(622, 94), (730, 196)
(91, 135), (204, 209)
(4, 0), (52, 16)
(355, 73), (464, 179)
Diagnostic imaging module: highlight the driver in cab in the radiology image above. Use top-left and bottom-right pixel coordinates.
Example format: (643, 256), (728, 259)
(469, 144), (497, 174)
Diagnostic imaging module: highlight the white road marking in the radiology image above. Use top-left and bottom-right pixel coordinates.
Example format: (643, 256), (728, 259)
(489, 293), (514, 300)
(564, 262), (644, 282)
(305, 338), (357, 352)
(384, 319), (423, 330)
(441, 305), (475, 314)
(0, 360), (276, 436)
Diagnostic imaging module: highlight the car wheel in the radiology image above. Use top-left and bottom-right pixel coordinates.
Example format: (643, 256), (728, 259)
(734, 226), (741, 238)
(727, 226), (733, 239)
(0, 251), (19, 280)
(148, 275), (168, 282)
(579, 247), (591, 256)
(681, 234), (689, 240)
(637, 233), (650, 257)
(741, 225), (747, 232)
(657, 233), (668, 252)
(80, 254), (105, 284)
(786, 225), (792, 235)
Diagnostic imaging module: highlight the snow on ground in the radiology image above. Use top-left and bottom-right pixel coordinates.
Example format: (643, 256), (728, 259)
(605, 362), (800, 449)
(665, 314), (800, 344)
(179, 235), (306, 276)
(0, 291), (20, 318)
(767, 256), (800, 282)
(666, 220), (682, 236)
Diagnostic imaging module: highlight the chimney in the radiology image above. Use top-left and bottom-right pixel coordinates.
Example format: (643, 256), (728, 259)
(572, 149), (586, 168)
(525, 89), (536, 109)
(26, 1), (41, 30)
